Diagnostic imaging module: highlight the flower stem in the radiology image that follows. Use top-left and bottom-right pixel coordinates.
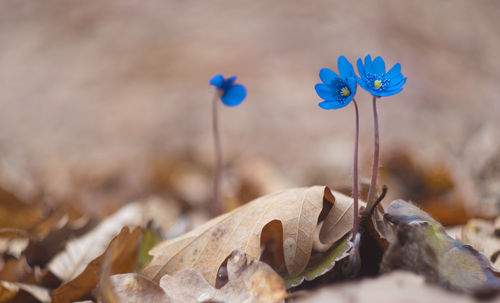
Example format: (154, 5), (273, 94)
(352, 99), (360, 238)
(212, 92), (223, 217)
(366, 95), (379, 211)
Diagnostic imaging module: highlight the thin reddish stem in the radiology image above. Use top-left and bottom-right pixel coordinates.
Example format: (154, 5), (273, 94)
(366, 95), (380, 211)
(212, 93), (223, 216)
(352, 99), (360, 238)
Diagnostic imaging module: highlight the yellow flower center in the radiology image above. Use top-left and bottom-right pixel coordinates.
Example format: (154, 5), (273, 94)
(341, 87), (350, 97)
(374, 80), (382, 89)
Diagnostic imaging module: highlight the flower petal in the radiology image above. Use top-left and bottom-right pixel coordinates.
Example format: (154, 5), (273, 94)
(378, 86), (404, 97)
(388, 77), (407, 90)
(386, 63), (401, 78)
(225, 76), (237, 86)
(315, 83), (335, 100)
(372, 56), (386, 75)
(209, 74), (224, 89)
(221, 84), (246, 106)
(364, 54), (373, 74)
(318, 100), (349, 110)
(356, 76), (370, 91)
(388, 73), (403, 84)
(356, 58), (366, 79)
(346, 77), (357, 96)
(319, 68), (339, 85)
(338, 56), (355, 79)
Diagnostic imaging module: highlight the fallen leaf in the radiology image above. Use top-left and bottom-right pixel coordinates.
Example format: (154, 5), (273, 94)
(293, 271), (476, 303)
(25, 216), (97, 268)
(0, 230), (29, 259)
(0, 256), (33, 283)
(48, 197), (178, 282)
(0, 187), (43, 231)
(0, 280), (51, 303)
(381, 199), (500, 297)
(458, 219), (500, 269)
(104, 250), (286, 303)
(284, 235), (352, 288)
(143, 186), (336, 285)
(161, 250), (286, 302)
(318, 189), (365, 247)
(100, 273), (171, 303)
(51, 226), (141, 303)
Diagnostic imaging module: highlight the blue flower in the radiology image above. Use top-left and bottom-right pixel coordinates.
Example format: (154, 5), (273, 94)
(356, 55), (407, 97)
(314, 56), (357, 110)
(209, 74), (247, 106)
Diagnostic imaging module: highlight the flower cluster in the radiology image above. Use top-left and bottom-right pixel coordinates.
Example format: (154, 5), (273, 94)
(315, 54), (406, 107)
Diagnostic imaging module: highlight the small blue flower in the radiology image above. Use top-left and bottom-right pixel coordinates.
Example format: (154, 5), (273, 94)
(315, 56), (357, 110)
(209, 74), (247, 106)
(356, 55), (407, 97)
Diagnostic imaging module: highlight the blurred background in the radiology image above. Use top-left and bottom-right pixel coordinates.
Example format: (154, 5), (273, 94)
(1, 0), (500, 224)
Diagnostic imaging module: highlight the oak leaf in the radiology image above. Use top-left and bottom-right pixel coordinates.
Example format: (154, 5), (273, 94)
(102, 250), (286, 303)
(143, 186), (351, 285)
(51, 226), (141, 303)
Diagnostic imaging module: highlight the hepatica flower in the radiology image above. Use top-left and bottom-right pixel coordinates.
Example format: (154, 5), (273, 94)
(314, 56), (361, 242)
(356, 55), (407, 213)
(209, 74), (247, 106)
(314, 56), (357, 109)
(356, 54), (407, 97)
(209, 73), (246, 216)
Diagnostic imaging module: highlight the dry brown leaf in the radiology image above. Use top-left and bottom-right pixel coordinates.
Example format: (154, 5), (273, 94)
(0, 232), (29, 259)
(161, 250), (286, 303)
(143, 186), (340, 285)
(48, 197), (178, 282)
(293, 271), (476, 303)
(25, 216), (97, 268)
(101, 273), (171, 303)
(0, 256), (33, 284)
(105, 250), (286, 303)
(318, 189), (364, 247)
(0, 280), (51, 303)
(0, 187), (43, 231)
(0, 187), (43, 259)
(51, 226), (141, 303)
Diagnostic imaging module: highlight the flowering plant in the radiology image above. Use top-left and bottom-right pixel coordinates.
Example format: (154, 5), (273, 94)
(209, 74), (247, 216)
(356, 55), (406, 209)
(210, 74), (247, 106)
(315, 56), (357, 109)
(356, 54), (406, 98)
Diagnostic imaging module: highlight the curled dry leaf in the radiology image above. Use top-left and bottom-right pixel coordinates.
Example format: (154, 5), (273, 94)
(144, 186), (355, 286)
(381, 200), (500, 297)
(100, 273), (171, 303)
(318, 189), (365, 248)
(51, 226), (141, 303)
(0, 187), (43, 231)
(48, 197), (178, 282)
(0, 280), (51, 303)
(104, 250), (286, 303)
(25, 215), (98, 268)
(0, 186), (43, 259)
